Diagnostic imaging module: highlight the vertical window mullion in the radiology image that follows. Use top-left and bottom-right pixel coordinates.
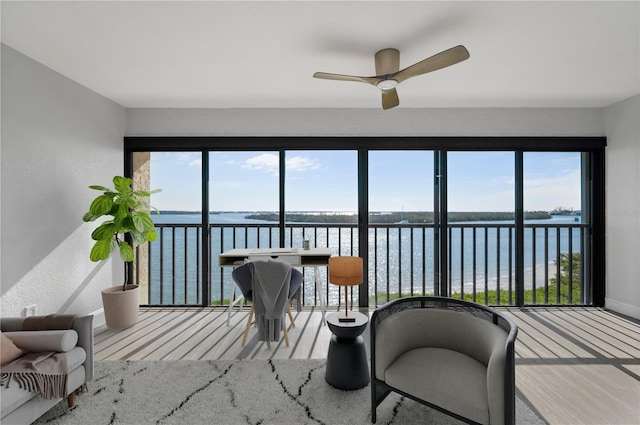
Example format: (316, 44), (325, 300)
(515, 151), (525, 306)
(279, 150), (286, 248)
(201, 150), (210, 307)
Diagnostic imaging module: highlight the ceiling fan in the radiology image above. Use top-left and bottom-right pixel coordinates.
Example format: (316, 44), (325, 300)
(313, 45), (470, 110)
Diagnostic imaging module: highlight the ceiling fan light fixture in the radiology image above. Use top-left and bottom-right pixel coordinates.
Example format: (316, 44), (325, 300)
(377, 79), (398, 91)
(313, 44), (469, 110)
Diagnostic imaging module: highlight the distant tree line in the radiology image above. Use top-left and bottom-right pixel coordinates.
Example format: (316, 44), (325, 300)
(550, 207), (581, 216)
(244, 213), (358, 223)
(244, 211), (551, 223)
(159, 210), (201, 215)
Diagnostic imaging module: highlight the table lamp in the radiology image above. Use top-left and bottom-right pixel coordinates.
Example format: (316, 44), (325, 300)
(328, 256), (363, 322)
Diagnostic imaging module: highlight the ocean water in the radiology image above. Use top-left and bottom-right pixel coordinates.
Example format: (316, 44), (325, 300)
(145, 212), (584, 305)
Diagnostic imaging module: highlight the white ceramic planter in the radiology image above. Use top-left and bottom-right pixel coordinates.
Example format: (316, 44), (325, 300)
(101, 284), (140, 330)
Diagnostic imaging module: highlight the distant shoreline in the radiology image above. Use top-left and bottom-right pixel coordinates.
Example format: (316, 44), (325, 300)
(157, 210), (568, 223)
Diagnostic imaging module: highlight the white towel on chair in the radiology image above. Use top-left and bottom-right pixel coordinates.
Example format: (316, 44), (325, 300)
(250, 260), (292, 343)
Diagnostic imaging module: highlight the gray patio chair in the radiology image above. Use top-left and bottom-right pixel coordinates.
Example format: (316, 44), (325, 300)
(232, 260), (303, 347)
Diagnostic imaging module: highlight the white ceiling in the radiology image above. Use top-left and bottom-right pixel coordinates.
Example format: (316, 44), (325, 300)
(2, 1), (639, 109)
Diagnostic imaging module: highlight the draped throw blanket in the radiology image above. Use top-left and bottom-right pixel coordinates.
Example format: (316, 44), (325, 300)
(250, 260), (292, 344)
(0, 314), (76, 399)
(0, 351), (68, 399)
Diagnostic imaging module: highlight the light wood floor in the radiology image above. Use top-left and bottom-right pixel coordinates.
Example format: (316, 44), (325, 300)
(95, 306), (640, 425)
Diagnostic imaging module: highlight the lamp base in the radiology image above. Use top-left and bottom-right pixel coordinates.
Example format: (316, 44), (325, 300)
(338, 314), (356, 323)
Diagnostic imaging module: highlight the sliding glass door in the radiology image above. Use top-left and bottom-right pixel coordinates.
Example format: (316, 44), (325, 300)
(523, 152), (589, 304)
(285, 150), (358, 307)
(125, 137), (605, 308)
(132, 151), (202, 305)
(209, 151), (280, 305)
(368, 151), (435, 305)
(445, 152), (516, 304)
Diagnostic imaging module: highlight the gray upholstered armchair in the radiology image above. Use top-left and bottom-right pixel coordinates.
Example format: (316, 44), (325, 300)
(370, 297), (518, 425)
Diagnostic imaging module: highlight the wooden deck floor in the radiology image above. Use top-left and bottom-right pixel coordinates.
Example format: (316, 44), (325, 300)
(95, 306), (640, 425)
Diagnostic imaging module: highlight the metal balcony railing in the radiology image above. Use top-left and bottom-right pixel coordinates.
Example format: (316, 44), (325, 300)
(135, 221), (590, 308)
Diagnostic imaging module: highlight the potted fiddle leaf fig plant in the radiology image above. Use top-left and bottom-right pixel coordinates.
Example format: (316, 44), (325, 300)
(83, 176), (160, 330)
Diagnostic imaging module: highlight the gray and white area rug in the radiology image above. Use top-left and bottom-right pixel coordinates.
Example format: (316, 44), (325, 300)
(35, 359), (545, 425)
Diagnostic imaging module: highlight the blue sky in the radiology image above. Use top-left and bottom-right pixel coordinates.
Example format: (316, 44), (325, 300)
(149, 151), (581, 212)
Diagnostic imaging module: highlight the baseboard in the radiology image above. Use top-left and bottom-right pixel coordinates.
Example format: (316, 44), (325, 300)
(91, 307), (106, 329)
(605, 298), (640, 320)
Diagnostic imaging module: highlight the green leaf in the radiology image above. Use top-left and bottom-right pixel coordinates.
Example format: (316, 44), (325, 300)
(105, 202), (116, 215)
(112, 215), (125, 231)
(138, 212), (155, 231)
(145, 229), (158, 242)
(89, 194), (114, 216)
(113, 203), (128, 220)
(91, 222), (116, 241)
(89, 185), (111, 191)
(131, 230), (146, 246)
(113, 176), (132, 193)
(131, 213), (145, 232)
(89, 238), (115, 262)
(136, 199), (151, 210)
(133, 211), (155, 232)
(126, 196), (139, 210)
(83, 211), (100, 222)
(133, 190), (151, 197)
(119, 241), (135, 262)
(121, 216), (135, 232)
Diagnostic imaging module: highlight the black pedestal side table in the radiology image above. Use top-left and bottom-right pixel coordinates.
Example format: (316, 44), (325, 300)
(325, 311), (370, 390)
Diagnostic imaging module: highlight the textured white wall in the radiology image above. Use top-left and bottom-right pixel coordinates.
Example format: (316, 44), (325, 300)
(605, 95), (640, 319)
(127, 107), (604, 137)
(1, 44), (126, 320)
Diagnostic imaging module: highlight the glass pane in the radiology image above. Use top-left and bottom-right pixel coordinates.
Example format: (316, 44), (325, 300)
(209, 151), (280, 305)
(140, 152), (202, 305)
(285, 150), (358, 307)
(447, 152), (515, 304)
(524, 152), (585, 304)
(368, 151), (435, 305)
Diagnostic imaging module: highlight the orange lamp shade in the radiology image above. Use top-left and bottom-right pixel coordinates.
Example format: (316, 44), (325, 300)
(329, 256), (363, 286)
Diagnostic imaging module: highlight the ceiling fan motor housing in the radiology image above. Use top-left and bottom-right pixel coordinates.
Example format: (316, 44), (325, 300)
(375, 48), (400, 75)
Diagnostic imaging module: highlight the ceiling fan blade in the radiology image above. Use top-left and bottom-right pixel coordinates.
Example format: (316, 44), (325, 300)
(393, 45), (470, 83)
(381, 88), (399, 110)
(313, 72), (379, 87)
